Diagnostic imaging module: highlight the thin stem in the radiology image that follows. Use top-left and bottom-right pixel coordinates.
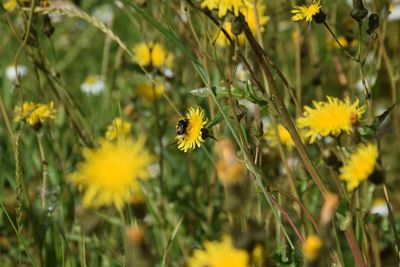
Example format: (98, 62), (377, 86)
(323, 22), (357, 61)
(36, 132), (48, 212)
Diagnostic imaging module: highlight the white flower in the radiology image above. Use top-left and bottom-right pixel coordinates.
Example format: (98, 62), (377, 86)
(81, 75), (105, 95)
(370, 198), (389, 217)
(92, 4), (114, 25)
(6, 65), (28, 82)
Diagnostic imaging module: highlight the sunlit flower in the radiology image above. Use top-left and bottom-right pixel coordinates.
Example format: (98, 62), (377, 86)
(92, 4), (114, 25)
(81, 75), (105, 95)
(291, 0), (322, 22)
(263, 124), (294, 150)
(68, 137), (154, 210)
(201, 0), (251, 18)
(370, 198), (389, 217)
(132, 42), (173, 69)
(105, 118), (132, 141)
(6, 65), (28, 82)
(14, 101), (56, 129)
(297, 96), (365, 143)
(176, 107), (208, 152)
(339, 143), (378, 191)
(136, 81), (165, 101)
(188, 235), (249, 267)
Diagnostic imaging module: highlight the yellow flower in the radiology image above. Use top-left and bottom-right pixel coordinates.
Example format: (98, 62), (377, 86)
(215, 1), (268, 47)
(14, 101), (56, 128)
(291, 0), (321, 22)
(330, 36), (358, 49)
(302, 235), (322, 261)
(105, 118), (132, 141)
(297, 96), (365, 143)
(188, 235), (249, 267)
(339, 143), (378, 191)
(136, 81), (165, 101)
(263, 124), (294, 150)
(3, 0), (29, 11)
(201, 0), (251, 18)
(176, 107), (208, 152)
(68, 137), (154, 210)
(132, 42), (173, 69)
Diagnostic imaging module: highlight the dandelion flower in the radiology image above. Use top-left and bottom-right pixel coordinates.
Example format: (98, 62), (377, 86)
(201, 0), (250, 18)
(291, 0), (322, 22)
(81, 75), (105, 95)
(105, 118), (132, 141)
(339, 143), (378, 191)
(297, 96), (365, 143)
(188, 235), (249, 267)
(302, 235), (322, 261)
(137, 81), (165, 101)
(68, 137), (154, 210)
(263, 124), (294, 150)
(176, 107), (208, 152)
(14, 101), (56, 129)
(132, 42), (173, 69)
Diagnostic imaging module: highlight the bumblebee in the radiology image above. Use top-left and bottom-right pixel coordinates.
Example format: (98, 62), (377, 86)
(176, 119), (189, 138)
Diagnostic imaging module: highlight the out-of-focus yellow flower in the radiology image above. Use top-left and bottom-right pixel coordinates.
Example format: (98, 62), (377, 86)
(176, 107), (208, 152)
(14, 101), (56, 129)
(3, 0), (29, 11)
(132, 42), (173, 69)
(340, 143), (378, 191)
(291, 0), (321, 22)
(215, 139), (246, 186)
(68, 137), (154, 210)
(330, 36), (358, 49)
(215, 1), (269, 47)
(297, 96), (365, 143)
(105, 118), (132, 141)
(263, 124), (294, 150)
(302, 235), (322, 261)
(136, 81), (165, 101)
(188, 235), (249, 267)
(201, 0), (250, 18)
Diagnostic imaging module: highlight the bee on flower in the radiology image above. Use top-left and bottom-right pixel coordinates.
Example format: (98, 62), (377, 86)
(105, 118), (132, 141)
(80, 75), (105, 95)
(175, 107), (209, 152)
(132, 42), (174, 71)
(14, 101), (56, 130)
(297, 96), (365, 144)
(68, 137), (155, 210)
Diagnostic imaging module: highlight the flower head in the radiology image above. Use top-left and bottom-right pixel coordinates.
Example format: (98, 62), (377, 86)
(132, 42), (173, 69)
(3, 0), (29, 11)
(105, 118), (132, 141)
(81, 75), (105, 95)
(214, 1), (269, 47)
(201, 0), (251, 18)
(339, 143), (378, 191)
(176, 107), (208, 152)
(14, 101), (56, 129)
(69, 137), (154, 210)
(297, 96), (365, 143)
(136, 81), (165, 101)
(291, 0), (321, 22)
(215, 139), (246, 186)
(263, 124), (294, 150)
(302, 235), (322, 261)
(188, 235), (249, 267)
